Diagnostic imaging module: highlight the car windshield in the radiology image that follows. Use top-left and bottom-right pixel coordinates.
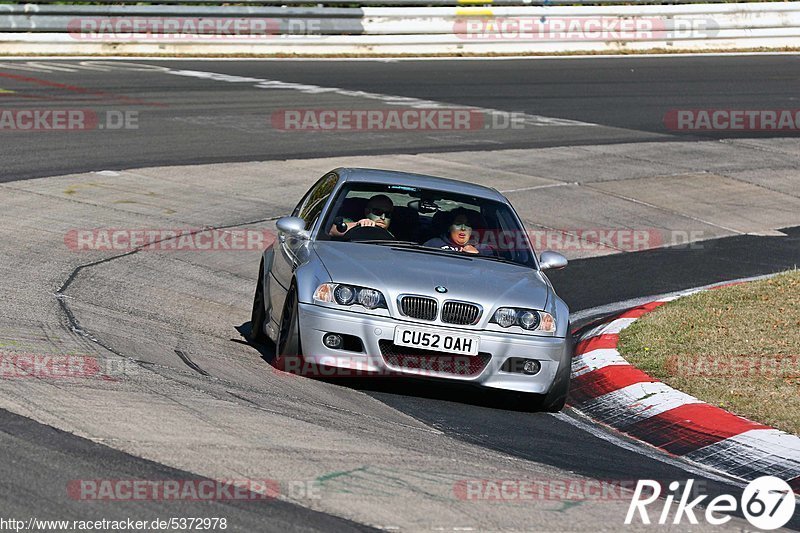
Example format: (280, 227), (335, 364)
(319, 182), (537, 268)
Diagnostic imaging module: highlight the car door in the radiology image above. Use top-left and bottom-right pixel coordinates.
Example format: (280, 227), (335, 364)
(268, 172), (339, 323)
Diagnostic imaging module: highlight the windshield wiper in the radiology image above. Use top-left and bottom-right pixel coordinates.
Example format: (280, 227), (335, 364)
(354, 240), (532, 266)
(353, 240), (421, 246)
(361, 241), (475, 258)
(471, 254), (534, 268)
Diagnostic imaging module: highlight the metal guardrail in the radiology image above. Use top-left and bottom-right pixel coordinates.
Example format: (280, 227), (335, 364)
(0, 0), (787, 5)
(0, 2), (798, 54)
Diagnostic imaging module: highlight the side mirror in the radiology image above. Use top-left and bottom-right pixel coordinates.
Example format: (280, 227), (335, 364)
(539, 251), (568, 271)
(276, 216), (310, 240)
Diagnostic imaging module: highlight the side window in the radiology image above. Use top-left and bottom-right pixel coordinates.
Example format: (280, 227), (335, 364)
(496, 207), (532, 265)
(293, 172), (339, 231)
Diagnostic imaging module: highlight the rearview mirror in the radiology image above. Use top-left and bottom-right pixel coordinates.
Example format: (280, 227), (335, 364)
(539, 251), (568, 271)
(407, 199), (439, 214)
(276, 216), (310, 240)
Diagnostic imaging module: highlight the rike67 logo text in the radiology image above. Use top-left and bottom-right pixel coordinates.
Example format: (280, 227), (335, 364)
(626, 477), (796, 530)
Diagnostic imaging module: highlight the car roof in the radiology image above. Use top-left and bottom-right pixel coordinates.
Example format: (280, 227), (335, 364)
(335, 168), (507, 202)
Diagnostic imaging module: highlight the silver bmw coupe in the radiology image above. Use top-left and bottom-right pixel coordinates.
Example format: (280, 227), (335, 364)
(251, 168), (572, 411)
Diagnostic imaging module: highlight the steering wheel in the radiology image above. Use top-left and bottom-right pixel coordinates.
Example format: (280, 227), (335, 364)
(343, 225), (395, 241)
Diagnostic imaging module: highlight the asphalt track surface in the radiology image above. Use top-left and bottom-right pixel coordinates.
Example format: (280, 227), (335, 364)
(4, 226), (799, 530)
(0, 409), (376, 532)
(1, 56), (800, 530)
(0, 54), (798, 180)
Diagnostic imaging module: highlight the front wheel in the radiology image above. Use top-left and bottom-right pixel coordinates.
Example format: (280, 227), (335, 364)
(249, 263), (269, 343)
(275, 283), (303, 373)
(539, 329), (574, 412)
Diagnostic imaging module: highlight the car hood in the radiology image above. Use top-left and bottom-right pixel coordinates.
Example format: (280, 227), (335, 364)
(312, 241), (550, 310)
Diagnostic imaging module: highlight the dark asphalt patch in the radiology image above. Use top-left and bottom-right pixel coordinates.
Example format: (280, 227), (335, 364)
(360, 227), (800, 531)
(1, 56), (799, 181)
(0, 408), (377, 532)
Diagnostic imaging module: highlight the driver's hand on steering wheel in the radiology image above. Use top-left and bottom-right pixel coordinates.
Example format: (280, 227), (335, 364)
(355, 218), (376, 227)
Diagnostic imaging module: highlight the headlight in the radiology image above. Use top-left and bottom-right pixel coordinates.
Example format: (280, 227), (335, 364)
(333, 285), (356, 305)
(491, 307), (556, 333)
(357, 289), (383, 309)
(314, 283), (387, 310)
(519, 310), (540, 330)
(494, 307), (517, 328)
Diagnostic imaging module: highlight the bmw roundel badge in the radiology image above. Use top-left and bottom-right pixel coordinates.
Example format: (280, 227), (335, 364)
(435, 286), (447, 293)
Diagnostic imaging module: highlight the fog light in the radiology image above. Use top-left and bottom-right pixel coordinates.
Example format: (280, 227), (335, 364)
(323, 333), (343, 349)
(522, 359), (541, 375)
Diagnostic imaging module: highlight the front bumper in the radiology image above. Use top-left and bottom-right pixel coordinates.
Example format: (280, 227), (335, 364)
(296, 302), (570, 394)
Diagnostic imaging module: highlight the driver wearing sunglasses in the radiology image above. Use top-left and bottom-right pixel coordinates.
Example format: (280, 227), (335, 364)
(330, 194), (394, 237)
(423, 208), (483, 254)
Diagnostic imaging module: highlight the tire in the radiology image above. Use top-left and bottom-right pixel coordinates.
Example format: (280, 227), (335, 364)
(540, 327), (574, 412)
(249, 262), (269, 343)
(275, 282), (304, 373)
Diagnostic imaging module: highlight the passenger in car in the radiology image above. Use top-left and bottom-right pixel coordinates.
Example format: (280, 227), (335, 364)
(329, 194), (394, 237)
(423, 207), (488, 255)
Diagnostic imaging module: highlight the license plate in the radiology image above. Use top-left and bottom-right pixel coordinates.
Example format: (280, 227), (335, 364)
(393, 326), (480, 356)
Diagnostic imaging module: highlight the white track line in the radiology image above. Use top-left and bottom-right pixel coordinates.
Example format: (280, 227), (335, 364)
(551, 410), (748, 488)
(580, 317), (636, 339)
(0, 59), (599, 128)
(579, 381), (704, 427)
(0, 52), (799, 60)
(163, 67), (599, 128)
(572, 348), (627, 377)
(686, 429), (800, 481)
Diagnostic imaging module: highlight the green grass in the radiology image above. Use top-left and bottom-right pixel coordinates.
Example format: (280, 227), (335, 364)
(618, 270), (800, 435)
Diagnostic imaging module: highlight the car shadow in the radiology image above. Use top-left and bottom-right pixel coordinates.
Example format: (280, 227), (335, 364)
(235, 321), (546, 413)
(325, 376), (541, 412)
(233, 322), (277, 365)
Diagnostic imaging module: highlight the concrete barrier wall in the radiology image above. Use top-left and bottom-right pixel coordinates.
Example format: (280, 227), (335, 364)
(1, 2), (798, 55)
